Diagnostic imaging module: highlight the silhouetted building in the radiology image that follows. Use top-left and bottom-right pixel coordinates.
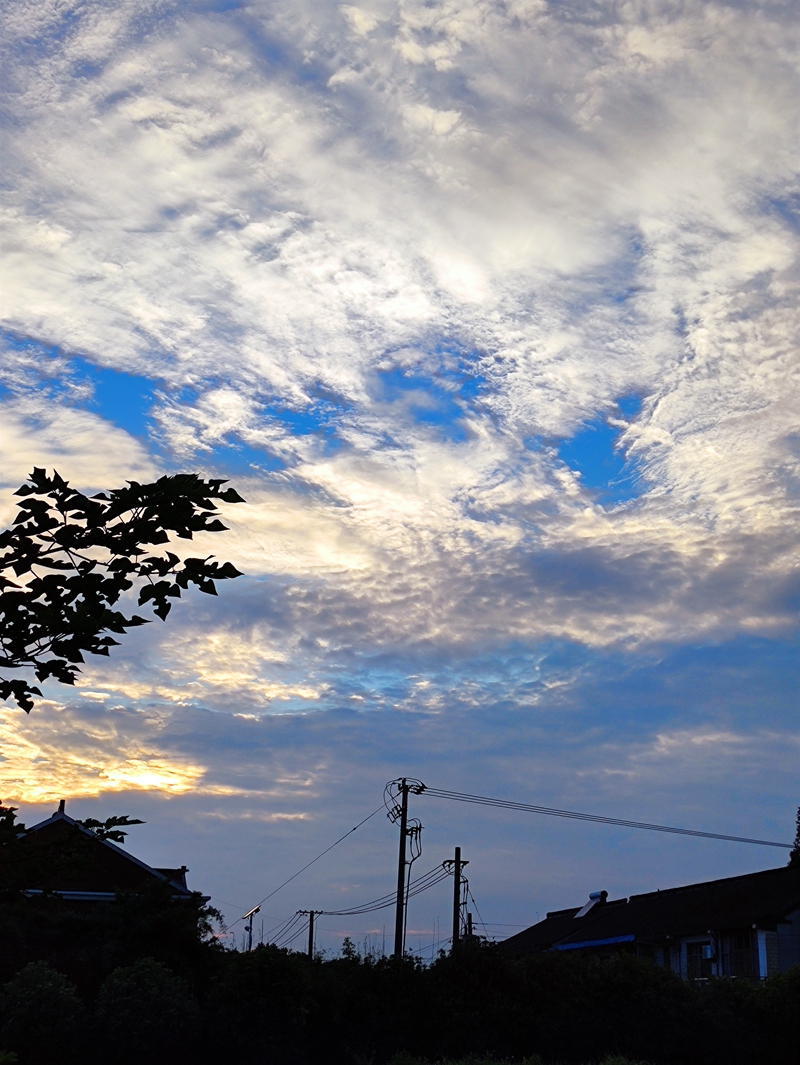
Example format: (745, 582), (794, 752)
(500, 865), (800, 979)
(0, 802), (205, 903)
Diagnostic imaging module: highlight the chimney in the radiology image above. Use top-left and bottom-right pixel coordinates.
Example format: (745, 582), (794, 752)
(58, 799), (65, 814)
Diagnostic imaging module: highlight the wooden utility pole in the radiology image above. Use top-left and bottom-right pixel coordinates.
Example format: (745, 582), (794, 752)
(307, 911), (315, 960)
(393, 779), (410, 957)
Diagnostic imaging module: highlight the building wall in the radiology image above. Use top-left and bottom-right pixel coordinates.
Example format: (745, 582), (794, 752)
(656, 924), (798, 981)
(765, 930), (779, 976)
(682, 936), (716, 980)
(776, 908), (800, 972)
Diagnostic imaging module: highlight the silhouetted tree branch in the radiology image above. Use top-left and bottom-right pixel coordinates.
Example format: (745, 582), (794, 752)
(0, 469), (244, 712)
(76, 815), (145, 844)
(789, 806), (800, 867)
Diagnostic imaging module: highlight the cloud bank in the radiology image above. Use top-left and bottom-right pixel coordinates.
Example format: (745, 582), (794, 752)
(2, 0), (798, 662)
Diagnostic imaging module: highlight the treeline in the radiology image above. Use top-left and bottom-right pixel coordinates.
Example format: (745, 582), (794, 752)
(0, 889), (798, 1065)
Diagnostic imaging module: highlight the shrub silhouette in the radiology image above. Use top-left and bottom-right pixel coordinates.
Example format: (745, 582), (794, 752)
(94, 957), (198, 1065)
(0, 962), (83, 1065)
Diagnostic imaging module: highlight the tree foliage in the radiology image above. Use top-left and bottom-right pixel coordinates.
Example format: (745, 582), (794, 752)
(75, 815), (145, 844)
(0, 961), (85, 1065)
(0, 912), (798, 1065)
(0, 807), (25, 847)
(94, 957), (199, 1065)
(789, 806), (800, 867)
(0, 469), (244, 712)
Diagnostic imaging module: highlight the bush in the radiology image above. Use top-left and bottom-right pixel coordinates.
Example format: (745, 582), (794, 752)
(94, 957), (199, 1065)
(204, 943), (313, 1064)
(0, 962), (83, 1065)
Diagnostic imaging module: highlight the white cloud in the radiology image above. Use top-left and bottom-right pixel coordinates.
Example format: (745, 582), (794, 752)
(0, 392), (157, 523)
(339, 5), (379, 37)
(1, 0), (799, 665)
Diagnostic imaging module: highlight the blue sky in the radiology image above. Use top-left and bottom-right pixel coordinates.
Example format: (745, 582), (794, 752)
(1, 0), (799, 953)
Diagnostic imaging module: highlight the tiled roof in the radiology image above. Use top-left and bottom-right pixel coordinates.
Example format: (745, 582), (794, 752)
(500, 865), (800, 954)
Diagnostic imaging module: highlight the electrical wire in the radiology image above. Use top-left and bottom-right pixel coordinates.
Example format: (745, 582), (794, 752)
(210, 896), (284, 923)
(402, 820), (423, 950)
(278, 919), (309, 950)
(263, 865), (453, 952)
(267, 911), (306, 946)
(467, 885), (490, 939)
(317, 864), (452, 916)
(421, 787), (792, 849)
(275, 917), (309, 950)
(406, 935), (452, 957)
(270, 912), (308, 948)
(227, 803), (386, 932)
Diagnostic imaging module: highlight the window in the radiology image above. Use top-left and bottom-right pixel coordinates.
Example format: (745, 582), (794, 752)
(686, 940), (714, 979)
(720, 930), (757, 978)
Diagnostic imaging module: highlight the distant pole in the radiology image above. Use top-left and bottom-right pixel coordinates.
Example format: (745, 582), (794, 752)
(452, 846), (462, 947)
(393, 779), (410, 957)
(307, 911), (315, 960)
(466, 912), (473, 939)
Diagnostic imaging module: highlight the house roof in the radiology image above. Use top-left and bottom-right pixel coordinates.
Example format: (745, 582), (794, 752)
(0, 808), (197, 898)
(500, 864), (800, 954)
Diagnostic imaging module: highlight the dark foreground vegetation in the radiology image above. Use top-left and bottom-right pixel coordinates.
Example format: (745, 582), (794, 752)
(0, 889), (797, 1065)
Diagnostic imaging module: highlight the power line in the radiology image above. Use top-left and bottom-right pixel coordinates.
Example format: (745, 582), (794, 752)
(274, 915), (309, 950)
(271, 912), (309, 948)
(406, 934), (452, 957)
(467, 885), (490, 939)
(421, 787), (792, 849)
(227, 803), (386, 932)
(263, 912), (300, 941)
(266, 911), (304, 945)
(318, 864), (452, 916)
(266, 863), (454, 954)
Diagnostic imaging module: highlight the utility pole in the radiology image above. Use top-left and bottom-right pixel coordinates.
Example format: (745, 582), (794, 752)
(385, 777), (425, 959)
(393, 779), (409, 958)
(451, 846), (468, 947)
(298, 910), (319, 960)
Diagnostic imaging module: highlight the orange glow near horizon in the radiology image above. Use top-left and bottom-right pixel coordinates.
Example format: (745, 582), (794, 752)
(0, 705), (206, 804)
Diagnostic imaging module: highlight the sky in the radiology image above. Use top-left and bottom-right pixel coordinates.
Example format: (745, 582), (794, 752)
(0, 0), (799, 955)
